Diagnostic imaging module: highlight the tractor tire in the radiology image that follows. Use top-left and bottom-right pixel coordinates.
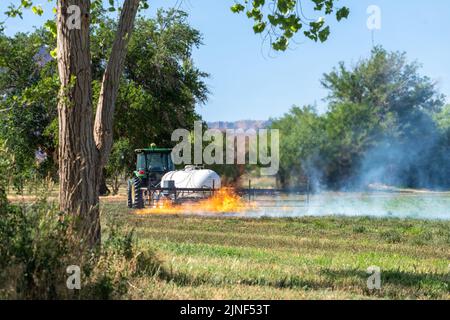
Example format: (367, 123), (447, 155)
(127, 180), (133, 208)
(132, 177), (144, 209)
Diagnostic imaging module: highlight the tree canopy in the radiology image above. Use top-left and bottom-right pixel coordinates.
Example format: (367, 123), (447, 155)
(0, 9), (208, 192)
(272, 47), (449, 190)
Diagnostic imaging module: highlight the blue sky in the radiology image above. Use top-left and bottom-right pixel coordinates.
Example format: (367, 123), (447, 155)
(1, 0), (449, 121)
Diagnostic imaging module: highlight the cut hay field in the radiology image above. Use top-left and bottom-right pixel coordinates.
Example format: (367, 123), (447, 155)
(103, 202), (450, 300)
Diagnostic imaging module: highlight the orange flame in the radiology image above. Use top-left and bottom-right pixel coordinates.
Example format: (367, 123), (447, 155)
(136, 188), (254, 215)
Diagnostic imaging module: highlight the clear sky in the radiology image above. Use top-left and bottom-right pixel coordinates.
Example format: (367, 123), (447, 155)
(1, 0), (449, 121)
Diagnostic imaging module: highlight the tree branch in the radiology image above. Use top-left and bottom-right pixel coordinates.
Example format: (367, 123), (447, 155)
(94, 0), (140, 167)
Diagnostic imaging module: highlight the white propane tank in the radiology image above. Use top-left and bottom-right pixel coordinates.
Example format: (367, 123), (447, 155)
(161, 165), (221, 190)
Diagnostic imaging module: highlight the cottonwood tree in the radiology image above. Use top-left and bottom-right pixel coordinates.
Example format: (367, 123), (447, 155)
(2, 0), (349, 246)
(3, 0), (142, 246)
(272, 47), (448, 189)
(57, 0), (141, 246)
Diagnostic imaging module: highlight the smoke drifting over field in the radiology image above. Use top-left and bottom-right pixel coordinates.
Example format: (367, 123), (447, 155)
(354, 113), (450, 191)
(265, 48), (450, 219)
(273, 48), (450, 193)
(289, 112), (450, 219)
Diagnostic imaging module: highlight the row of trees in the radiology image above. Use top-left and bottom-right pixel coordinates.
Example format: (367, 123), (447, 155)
(0, 9), (208, 194)
(272, 47), (450, 190)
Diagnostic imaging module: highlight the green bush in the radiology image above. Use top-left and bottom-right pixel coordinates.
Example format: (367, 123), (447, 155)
(380, 230), (403, 244)
(352, 225), (367, 234)
(105, 138), (133, 195)
(0, 200), (164, 299)
(0, 141), (165, 299)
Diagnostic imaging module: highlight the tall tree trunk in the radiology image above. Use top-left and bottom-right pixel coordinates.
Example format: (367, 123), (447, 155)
(57, 0), (100, 246)
(94, 0), (140, 169)
(56, 0), (141, 247)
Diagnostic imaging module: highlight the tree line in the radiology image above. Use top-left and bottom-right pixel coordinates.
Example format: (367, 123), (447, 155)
(0, 9), (208, 194)
(272, 47), (450, 190)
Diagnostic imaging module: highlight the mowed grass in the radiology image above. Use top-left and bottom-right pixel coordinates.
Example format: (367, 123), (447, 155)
(102, 202), (450, 300)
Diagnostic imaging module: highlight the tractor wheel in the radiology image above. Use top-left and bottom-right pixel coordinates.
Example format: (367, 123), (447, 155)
(127, 180), (133, 208)
(132, 177), (144, 209)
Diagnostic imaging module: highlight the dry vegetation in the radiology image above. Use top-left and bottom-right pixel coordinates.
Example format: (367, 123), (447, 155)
(103, 202), (450, 300)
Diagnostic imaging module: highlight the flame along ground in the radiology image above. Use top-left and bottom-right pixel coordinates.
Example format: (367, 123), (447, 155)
(135, 188), (255, 215)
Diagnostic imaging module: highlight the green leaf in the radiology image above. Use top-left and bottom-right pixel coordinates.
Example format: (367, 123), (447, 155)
(44, 20), (57, 37)
(272, 36), (288, 51)
(267, 14), (278, 26)
(253, 0), (265, 7)
(253, 22), (266, 34)
(32, 5), (44, 16)
(21, 0), (33, 9)
(50, 48), (57, 59)
(230, 4), (245, 13)
(336, 7), (350, 21)
(318, 26), (330, 42)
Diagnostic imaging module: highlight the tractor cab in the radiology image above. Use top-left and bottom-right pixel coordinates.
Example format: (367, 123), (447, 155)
(128, 146), (175, 209)
(133, 146), (174, 187)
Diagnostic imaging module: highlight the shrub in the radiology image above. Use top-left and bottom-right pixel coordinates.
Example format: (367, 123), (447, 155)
(105, 138), (133, 195)
(353, 225), (367, 233)
(0, 200), (164, 299)
(380, 230), (403, 244)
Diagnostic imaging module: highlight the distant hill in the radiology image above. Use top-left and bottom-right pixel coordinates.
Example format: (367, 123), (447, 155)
(207, 120), (272, 131)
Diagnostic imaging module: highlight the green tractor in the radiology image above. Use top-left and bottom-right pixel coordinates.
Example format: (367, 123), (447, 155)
(127, 146), (174, 209)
